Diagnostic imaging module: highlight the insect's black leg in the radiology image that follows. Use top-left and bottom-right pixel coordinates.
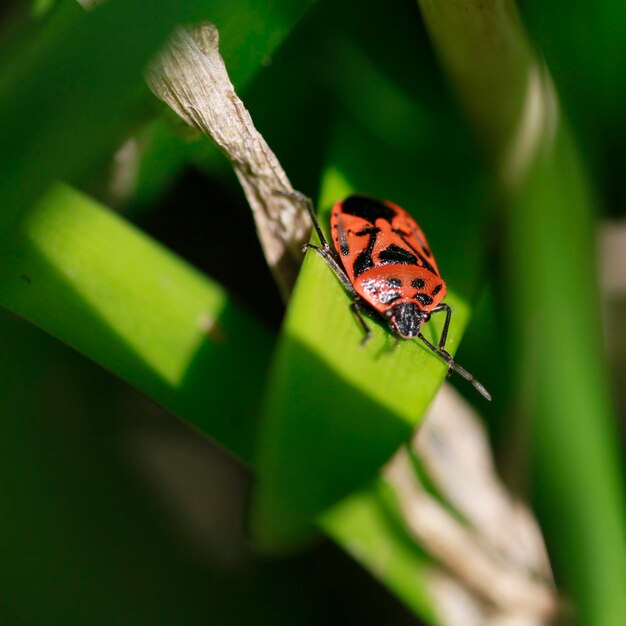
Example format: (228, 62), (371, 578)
(417, 332), (492, 401)
(274, 189), (355, 292)
(351, 300), (372, 346)
(276, 190), (377, 347)
(303, 243), (356, 296)
(430, 303), (452, 352)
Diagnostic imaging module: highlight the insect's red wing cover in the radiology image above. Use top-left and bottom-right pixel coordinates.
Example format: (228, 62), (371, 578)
(330, 195), (446, 316)
(330, 196), (441, 281)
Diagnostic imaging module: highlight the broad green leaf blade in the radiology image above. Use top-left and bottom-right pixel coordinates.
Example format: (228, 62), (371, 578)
(0, 0), (314, 457)
(252, 237), (470, 550)
(252, 256), (456, 550)
(252, 115), (489, 550)
(0, 183), (271, 461)
(508, 130), (626, 626)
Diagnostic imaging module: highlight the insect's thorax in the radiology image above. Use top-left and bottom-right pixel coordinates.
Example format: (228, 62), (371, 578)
(353, 265), (446, 315)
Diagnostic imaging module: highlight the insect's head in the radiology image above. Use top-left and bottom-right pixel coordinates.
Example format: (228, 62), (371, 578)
(385, 302), (428, 339)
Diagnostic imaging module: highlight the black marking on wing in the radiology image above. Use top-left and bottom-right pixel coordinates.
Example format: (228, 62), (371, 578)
(378, 244), (418, 266)
(353, 230), (378, 276)
(342, 195), (396, 224)
(431, 284), (442, 296)
(386, 277), (402, 287)
(393, 228), (438, 275)
(355, 227), (381, 237)
(411, 277), (425, 289)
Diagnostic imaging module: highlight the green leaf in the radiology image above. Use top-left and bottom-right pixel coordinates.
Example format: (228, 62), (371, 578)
(0, 183), (271, 461)
(0, 0), (314, 457)
(206, 0), (314, 88)
(0, 0), (208, 232)
(522, 0), (626, 138)
(252, 115), (490, 550)
(508, 130), (626, 626)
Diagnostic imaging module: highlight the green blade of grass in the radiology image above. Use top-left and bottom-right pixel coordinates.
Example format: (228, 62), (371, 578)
(251, 107), (491, 550)
(205, 0), (314, 89)
(0, 183), (271, 461)
(417, 1), (626, 623)
(521, 0), (626, 140)
(508, 130), (626, 626)
(0, 0), (205, 232)
(249, 0), (493, 552)
(0, 0), (313, 234)
(0, 307), (326, 626)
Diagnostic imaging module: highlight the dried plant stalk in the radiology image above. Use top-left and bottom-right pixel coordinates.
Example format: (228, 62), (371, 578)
(385, 384), (560, 624)
(145, 24), (310, 299)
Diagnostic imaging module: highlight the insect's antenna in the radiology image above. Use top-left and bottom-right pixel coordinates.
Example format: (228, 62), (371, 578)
(447, 359), (492, 401)
(417, 333), (492, 401)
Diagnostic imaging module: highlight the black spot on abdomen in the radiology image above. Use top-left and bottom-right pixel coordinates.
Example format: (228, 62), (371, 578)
(414, 293), (434, 306)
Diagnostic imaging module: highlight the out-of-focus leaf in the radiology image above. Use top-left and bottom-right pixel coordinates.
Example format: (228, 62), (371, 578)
(417, 1), (626, 623)
(507, 129), (626, 626)
(0, 0), (208, 232)
(0, 0), (313, 234)
(521, 0), (626, 139)
(0, 183), (271, 461)
(0, 311), (318, 626)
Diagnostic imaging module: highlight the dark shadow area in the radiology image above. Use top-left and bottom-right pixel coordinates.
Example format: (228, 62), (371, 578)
(138, 168), (285, 331)
(0, 309), (423, 626)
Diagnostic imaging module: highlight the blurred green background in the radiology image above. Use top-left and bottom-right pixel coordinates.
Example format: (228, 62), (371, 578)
(0, 0), (624, 624)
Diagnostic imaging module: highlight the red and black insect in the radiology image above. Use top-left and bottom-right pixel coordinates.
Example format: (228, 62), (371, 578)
(284, 191), (491, 400)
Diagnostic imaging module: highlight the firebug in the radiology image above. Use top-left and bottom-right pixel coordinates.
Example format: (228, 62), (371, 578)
(281, 191), (491, 401)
